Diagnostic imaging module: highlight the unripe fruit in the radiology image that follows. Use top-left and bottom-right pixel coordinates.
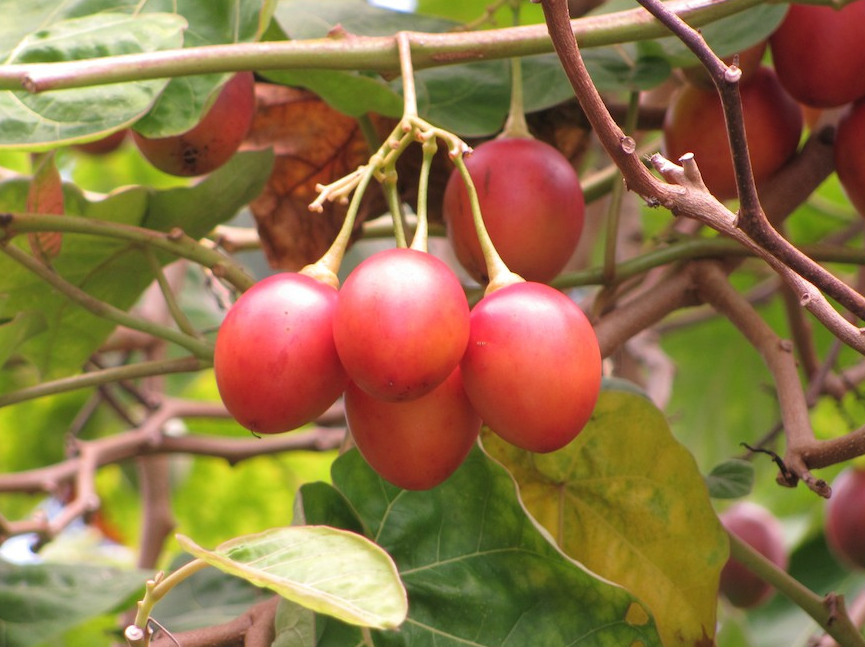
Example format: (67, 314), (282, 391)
(718, 502), (788, 608)
(345, 367), (481, 490)
(770, 0), (865, 108)
(461, 281), (601, 453)
(133, 72), (255, 176)
(213, 272), (348, 434)
(442, 137), (585, 284)
(662, 66), (803, 201)
(334, 248), (470, 402)
(834, 98), (865, 218)
(825, 467), (865, 569)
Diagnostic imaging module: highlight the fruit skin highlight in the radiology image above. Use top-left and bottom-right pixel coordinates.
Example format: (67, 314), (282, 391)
(662, 66), (802, 201)
(213, 272), (348, 435)
(133, 72), (256, 177)
(718, 502), (788, 609)
(442, 137), (585, 285)
(460, 281), (601, 453)
(770, 0), (865, 108)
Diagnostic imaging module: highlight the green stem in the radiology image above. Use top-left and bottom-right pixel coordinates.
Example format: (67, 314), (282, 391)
(132, 559), (211, 632)
(410, 137), (438, 252)
(728, 531), (865, 647)
(602, 90), (641, 285)
(0, 243), (214, 360)
(0, 356), (206, 408)
(501, 1), (532, 139)
(382, 172), (408, 249)
(2, 0), (768, 92)
(143, 248), (201, 340)
(0, 212), (255, 291)
(450, 154), (522, 294)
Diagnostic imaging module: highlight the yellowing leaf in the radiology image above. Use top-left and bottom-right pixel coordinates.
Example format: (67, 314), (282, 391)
(482, 388), (727, 647)
(177, 526), (407, 630)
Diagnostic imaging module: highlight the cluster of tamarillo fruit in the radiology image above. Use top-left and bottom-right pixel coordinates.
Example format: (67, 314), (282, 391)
(211, 128), (601, 491)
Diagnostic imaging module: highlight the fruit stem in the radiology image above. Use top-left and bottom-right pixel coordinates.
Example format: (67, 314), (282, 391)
(382, 170), (408, 248)
(602, 89), (640, 286)
(409, 135), (438, 253)
(500, 1), (532, 140)
(450, 153), (523, 295)
(303, 160), (380, 287)
(727, 530), (865, 647)
(397, 32), (419, 119)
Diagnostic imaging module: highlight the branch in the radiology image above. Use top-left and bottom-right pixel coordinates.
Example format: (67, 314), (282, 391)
(728, 531), (865, 647)
(0, 212), (255, 292)
(148, 596), (280, 647)
(0, 0), (767, 92)
(692, 262), (829, 496)
(540, 0), (865, 347)
(0, 397), (345, 543)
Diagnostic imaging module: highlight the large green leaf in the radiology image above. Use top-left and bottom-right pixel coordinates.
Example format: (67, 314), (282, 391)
(178, 526), (408, 629)
(0, 12), (184, 149)
(0, 0), (272, 147)
(0, 149), (272, 380)
(0, 559), (146, 647)
(296, 446), (663, 647)
(482, 388), (728, 647)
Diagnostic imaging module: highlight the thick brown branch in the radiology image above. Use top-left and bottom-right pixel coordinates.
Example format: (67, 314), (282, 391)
(692, 261), (829, 496)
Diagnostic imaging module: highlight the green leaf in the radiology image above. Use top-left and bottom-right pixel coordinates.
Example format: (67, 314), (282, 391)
(0, 310), (47, 368)
(0, 559), (146, 647)
(300, 446), (663, 647)
(0, 13), (185, 149)
(0, 149), (272, 380)
(177, 526), (408, 630)
(482, 389), (728, 647)
(706, 459), (755, 499)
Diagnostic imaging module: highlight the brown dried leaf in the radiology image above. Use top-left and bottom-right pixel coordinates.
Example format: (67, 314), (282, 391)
(245, 84), (384, 271)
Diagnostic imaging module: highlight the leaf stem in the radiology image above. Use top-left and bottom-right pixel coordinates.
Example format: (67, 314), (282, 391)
(129, 558), (211, 644)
